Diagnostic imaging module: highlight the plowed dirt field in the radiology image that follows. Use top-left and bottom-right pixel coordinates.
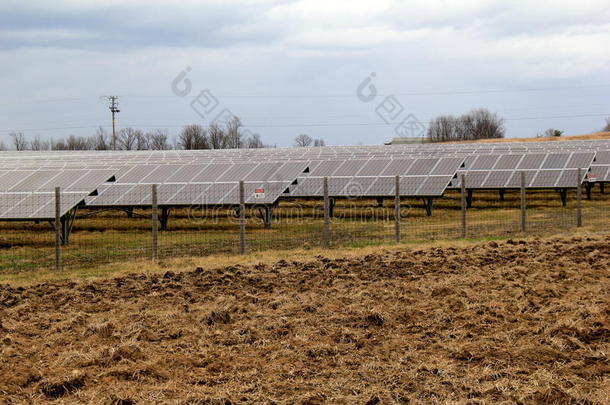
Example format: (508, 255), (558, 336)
(1, 235), (609, 404)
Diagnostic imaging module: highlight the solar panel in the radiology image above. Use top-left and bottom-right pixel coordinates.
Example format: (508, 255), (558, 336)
(406, 158), (437, 175)
(556, 170), (582, 188)
(357, 159), (392, 176)
(517, 154), (546, 170)
(530, 170), (562, 188)
(380, 159), (415, 176)
(471, 155), (500, 170)
(0, 169), (116, 220)
(482, 171), (513, 188)
(505, 171), (536, 188)
(494, 155), (522, 170)
(590, 165), (610, 181)
(191, 164), (232, 182)
(542, 153), (570, 169)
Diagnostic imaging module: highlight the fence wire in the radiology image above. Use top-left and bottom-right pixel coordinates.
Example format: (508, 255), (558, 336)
(0, 176), (608, 274)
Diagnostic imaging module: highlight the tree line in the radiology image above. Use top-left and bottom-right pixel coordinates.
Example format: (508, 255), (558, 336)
(1, 117), (274, 151)
(426, 108), (506, 143)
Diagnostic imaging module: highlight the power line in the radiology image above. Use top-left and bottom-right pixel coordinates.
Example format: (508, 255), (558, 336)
(123, 83), (610, 99)
(2, 83), (610, 106)
(2, 112), (609, 133)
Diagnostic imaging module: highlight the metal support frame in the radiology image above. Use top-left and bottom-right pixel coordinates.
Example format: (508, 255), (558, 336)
(49, 205), (77, 246)
(422, 197), (434, 216)
(585, 182), (593, 200)
(376, 197), (384, 208)
(559, 188), (568, 207)
(256, 205), (273, 228)
(125, 207), (134, 218)
(466, 189), (473, 208)
(60, 207), (78, 245)
(601, 183), (605, 194)
(499, 189), (505, 202)
(328, 197), (336, 218)
(159, 207), (170, 231)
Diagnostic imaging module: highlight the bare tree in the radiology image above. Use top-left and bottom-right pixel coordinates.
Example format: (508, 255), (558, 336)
(91, 127), (109, 150)
(460, 109), (505, 140)
(294, 134), (313, 147)
(65, 135), (90, 150)
(148, 129), (170, 150)
(134, 130), (149, 150)
(603, 118), (610, 132)
(539, 128), (563, 138)
(314, 138), (326, 147)
(225, 116), (243, 149)
(9, 131), (28, 151)
(179, 124), (210, 150)
(426, 109), (505, 142)
(427, 115), (458, 142)
(51, 138), (66, 150)
(0, 140), (7, 151)
(208, 122), (226, 149)
(245, 133), (264, 148)
(30, 136), (50, 151)
(118, 127), (138, 150)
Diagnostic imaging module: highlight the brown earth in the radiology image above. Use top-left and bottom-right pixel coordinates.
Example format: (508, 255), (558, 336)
(1, 235), (609, 404)
(453, 131), (610, 143)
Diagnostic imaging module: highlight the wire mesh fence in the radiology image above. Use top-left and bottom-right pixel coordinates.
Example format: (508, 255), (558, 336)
(0, 192), (57, 272)
(0, 174), (608, 274)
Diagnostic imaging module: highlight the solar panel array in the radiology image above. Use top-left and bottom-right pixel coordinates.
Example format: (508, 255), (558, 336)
(290, 157), (465, 197)
(0, 138), (608, 220)
(450, 151), (596, 189)
(0, 169), (116, 219)
(86, 161), (308, 206)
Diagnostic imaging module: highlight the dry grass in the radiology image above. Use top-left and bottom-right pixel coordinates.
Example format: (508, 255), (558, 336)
(451, 131), (610, 143)
(1, 233), (609, 403)
(0, 237), (518, 286)
(1, 188), (608, 279)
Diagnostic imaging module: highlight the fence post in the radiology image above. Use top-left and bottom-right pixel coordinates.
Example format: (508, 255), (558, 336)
(394, 175), (401, 244)
(576, 168), (582, 227)
(239, 180), (246, 254)
(460, 173), (466, 238)
(54, 187), (62, 271)
(520, 172), (526, 233)
(151, 184), (158, 261)
(323, 177), (330, 249)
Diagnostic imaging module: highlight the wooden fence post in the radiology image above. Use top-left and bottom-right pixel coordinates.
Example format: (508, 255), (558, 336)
(520, 172), (526, 233)
(460, 174), (466, 238)
(395, 175), (401, 244)
(323, 177), (330, 249)
(576, 168), (582, 227)
(151, 184), (158, 261)
(239, 181), (246, 254)
(55, 187), (62, 271)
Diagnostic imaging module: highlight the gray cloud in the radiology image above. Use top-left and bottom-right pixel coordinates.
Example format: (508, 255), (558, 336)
(0, 0), (609, 147)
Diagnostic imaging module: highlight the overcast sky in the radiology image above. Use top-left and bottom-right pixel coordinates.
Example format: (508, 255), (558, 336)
(1, 0), (609, 147)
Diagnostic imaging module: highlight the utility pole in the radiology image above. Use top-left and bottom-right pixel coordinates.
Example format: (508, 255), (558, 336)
(105, 96), (120, 150)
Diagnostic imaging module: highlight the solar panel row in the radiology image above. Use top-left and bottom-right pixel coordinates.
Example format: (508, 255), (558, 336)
(0, 139), (608, 221)
(0, 169), (116, 220)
